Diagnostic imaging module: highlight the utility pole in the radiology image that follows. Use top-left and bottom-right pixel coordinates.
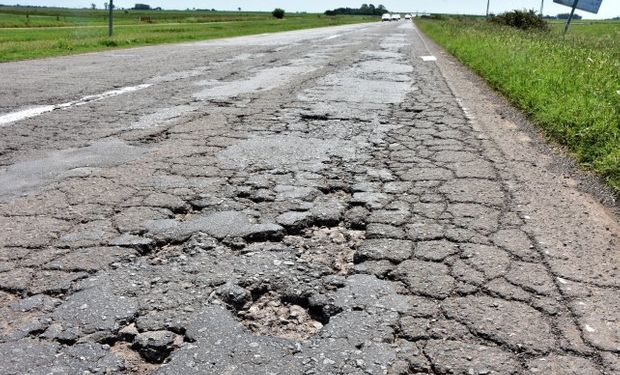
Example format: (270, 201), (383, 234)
(563, 0), (579, 35)
(108, 0), (113, 37)
(540, 0), (545, 16)
(486, 0), (490, 18)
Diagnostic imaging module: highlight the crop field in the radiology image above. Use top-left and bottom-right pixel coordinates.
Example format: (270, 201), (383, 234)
(417, 17), (620, 194)
(0, 6), (377, 62)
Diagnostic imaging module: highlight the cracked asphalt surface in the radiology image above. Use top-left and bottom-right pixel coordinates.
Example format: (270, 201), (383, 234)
(0, 21), (618, 374)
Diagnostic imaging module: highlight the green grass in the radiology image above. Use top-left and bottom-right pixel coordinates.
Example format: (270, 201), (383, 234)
(0, 6), (377, 62)
(417, 18), (620, 194)
(0, 6), (313, 27)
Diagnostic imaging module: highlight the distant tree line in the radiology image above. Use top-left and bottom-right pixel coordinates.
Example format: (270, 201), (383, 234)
(542, 13), (583, 20)
(325, 3), (388, 16)
(555, 13), (582, 20)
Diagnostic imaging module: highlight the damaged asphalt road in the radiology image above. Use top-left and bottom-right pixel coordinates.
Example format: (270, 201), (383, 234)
(0, 21), (618, 374)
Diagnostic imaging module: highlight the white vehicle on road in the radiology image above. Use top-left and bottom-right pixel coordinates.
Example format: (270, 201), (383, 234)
(392, 14), (401, 21)
(382, 13), (392, 22)
(405, 14), (412, 20)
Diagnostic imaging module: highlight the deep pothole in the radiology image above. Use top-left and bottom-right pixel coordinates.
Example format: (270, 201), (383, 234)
(216, 281), (342, 341)
(110, 341), (162, 375)
(236, 291), (325, 340)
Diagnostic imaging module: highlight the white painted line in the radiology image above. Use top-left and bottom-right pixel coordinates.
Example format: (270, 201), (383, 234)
(0, 84), (152, 127)
(75, 84), (151, 105)
(0, 106), (56, 126)
(420, 55), (437, 61)
(325, 34), (342, 40)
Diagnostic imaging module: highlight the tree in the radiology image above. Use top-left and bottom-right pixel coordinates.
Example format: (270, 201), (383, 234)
(490, 9), (549, 31)
(325, 4), (388, 16)
(557, 12), (582, 20)
(91, 3), (96, 9)
(272, 8), (285, 19)
(133, 3), (151, 10)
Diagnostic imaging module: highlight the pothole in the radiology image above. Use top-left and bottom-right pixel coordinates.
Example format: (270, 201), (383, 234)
(110, 341), (161, 375)
(285, 226), (365, 275)
(236, 291), (326, 341)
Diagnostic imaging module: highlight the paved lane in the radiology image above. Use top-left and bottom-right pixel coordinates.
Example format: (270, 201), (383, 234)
(0, 21), (618, 374)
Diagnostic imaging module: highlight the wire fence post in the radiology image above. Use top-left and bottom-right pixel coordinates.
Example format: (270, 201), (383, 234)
(108, 0), (113, 37)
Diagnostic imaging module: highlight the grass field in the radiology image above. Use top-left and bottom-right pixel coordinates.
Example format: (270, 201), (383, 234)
(417, 17), (620, 194)
(0, 6), (377, 62)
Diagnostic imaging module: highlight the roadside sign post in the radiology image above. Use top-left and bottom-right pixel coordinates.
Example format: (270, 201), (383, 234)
(563, 0), (579, 35)
(486, 0), (490, 18)
(108, 0), (113, 37)
(552, 0), (603, 34)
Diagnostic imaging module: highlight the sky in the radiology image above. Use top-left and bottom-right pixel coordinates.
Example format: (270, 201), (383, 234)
(4, 1), (620, 19)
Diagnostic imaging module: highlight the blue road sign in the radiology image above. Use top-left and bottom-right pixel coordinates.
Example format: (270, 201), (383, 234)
(553, 0), (603, 14)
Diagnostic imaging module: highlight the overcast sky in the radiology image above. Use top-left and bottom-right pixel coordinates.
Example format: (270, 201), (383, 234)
(4, 1), (619, 19)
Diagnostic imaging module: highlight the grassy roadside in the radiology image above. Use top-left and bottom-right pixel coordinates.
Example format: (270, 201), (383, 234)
(416, 18), (620, 194)
(0, 7), (309, 27)
(0, 12), (376, 62)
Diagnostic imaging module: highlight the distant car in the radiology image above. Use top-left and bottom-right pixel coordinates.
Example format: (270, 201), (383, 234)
(382, 13), (392, 22)
(405, 14), (412, 20)
(392, 14), (401, 21)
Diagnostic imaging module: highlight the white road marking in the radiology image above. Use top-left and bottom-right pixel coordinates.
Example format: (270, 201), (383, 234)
(420, 55), (437, 61)
(0, 84), (152, 126)
(325, 34), (342, 40)
(0, 106), (56, 126)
